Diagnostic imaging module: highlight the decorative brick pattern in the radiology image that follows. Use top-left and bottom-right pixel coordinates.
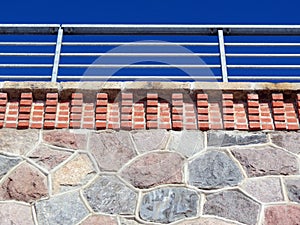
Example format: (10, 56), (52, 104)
(44, 93), (58, 129)
(146, 93), (158, 129)
(159, 101), (171, 129)
(0, 93), (7, 128)
(121, 93), (133, 130)
(247, 93), (261, 130)
(222, 93), (234, 130)
(272, 93), (286, 130)
(70, 93), (83, 129)
(209, 102), (223, 130)
(197, 93), (209, 130)
(95, 93), (108, 130)
(107, 103), (120, 130)
(172, 93), (183, 130)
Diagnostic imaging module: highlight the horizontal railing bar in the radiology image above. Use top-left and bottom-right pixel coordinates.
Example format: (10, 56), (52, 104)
(0, 24), (60, 34)
(0, 64), (53, 68)
(226, 43), (300, 46)
(62, 42), (218, 46)
(0, 75), (51, 80)
(59, 64), (220, 68)
(0, 53), (55, 57)
(228, 65), (300, 68)
(229, 76), (300, 80)
(0, 42), (56, 46)
(57, 75), (222, 80)
(60, 53), (219, 57)
(226, 53), (300, 57)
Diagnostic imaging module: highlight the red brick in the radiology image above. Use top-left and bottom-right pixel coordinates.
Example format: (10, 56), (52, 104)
(43, 121), (56, 128)
(172, 93), (183, 99)
(108, 123), (120, 129)
(223, 108), (234, 114)
(198, 122), (209, 130)
(72, 93), (83, 99)
(121, 114), (132, 120)
(45, 106), (57, 113)
(69, 121), (81, 128)
(56, 122), (68, 129)
(19, 107), (31, 113)
(272, 93), (284, 100)
(147, 114), (158, 120)
(262, 124), (274, 130)
(274, 123), (286, 130)
(185, 124), (197, 130)
(134, 124), (146, 129)
(0, 93), (7, 99)
(197, 108), (209, 114)
(249, 122), (261, 130)
(198, 115), (209, 121)
(287, 124), (299, 130)
(20, 100), (32, 106)
(197, 93), (208, 100)
(121, 121), (132, 129)
(83, 111), (94, 117)
(223, 100), (233, 107)
(96, 121), (107, 129)
(82, 123), (94, 129)
(134, 117), (145, 122)
(147, 93), (158, 99)
(172, 114), (183, 121)
(272, 101), (284, 108)
(236, 124), (249, 130)
(122, 93), (133, 100)
(210, 123), (223, 130)
(248, 101), (259, 107)
(18, 121), (29, 128)
(147, 121), (158, 129)
(58, 116), (69, 122)
(222, 93), (233, 100)
(96, 114), (107, 120)
(247, 94), (259, 100)
(30, 123), (43, 129)
(96, 100), (108, 106)
(21, 93), (32, 99)
(224, 122), (235, 129)
(5, 122), (17, 128)
(133, 111), (144, 117)
(172, 100), (183, 107)
(70, 114), (82, 120)
(159, 123), (171, 130)
(197, 101), (208, 107)
(96, 108), (107, 113)
(172, 108), (183, 114)
(147, 100), (158, 106)
(172, 121), (183, 129)
(248, 108), (259, 114)
(147, 107), (158, 114)
(274, 115), (285, 121)
(46, 93), (58, 99)
(97, 93), (108, 99)
(71, 100), (83, 106)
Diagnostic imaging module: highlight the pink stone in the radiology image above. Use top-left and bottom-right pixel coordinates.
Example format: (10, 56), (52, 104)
(80, 215), (118, 225)
(264, 205), (300, 225)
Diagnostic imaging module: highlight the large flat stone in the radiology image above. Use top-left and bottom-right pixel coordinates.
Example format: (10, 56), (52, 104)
(0, 162), (48, 203)
(89, 132), (136, 171)
(167, 130), (205, 157)
(35, 191), (89, 225)
(52, 154), (96, 194)
(270, 132), (300, 154)
(83, 175), (137, 215)
(207, 131), (268, 147)
(284, 177), (300, 204)
(139, 187), (199, 223)
(43, 130), (87, 150)
(231, 146), (299, 177)
(0, 154), (21, 180)
(28, 144), (72, 171)
(203, 190), (260, 225)
(120, 218), (143, 225)
(264, 205), (300, 225)
(241, 177), (284, 203)
(0, 129), (39, 155)
(0, 202), (35, 225)
(121, 152), (183, 188)
(175, 217), (237, 225)
(79, 215), (118, 225)
(188, 150), (243, 189)
(131, 130), (169, 153)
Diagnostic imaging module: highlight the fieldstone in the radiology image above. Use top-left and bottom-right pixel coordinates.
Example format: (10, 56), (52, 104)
(231, 146), (299, 177)
(35, 191), (89, 225)
(121, 152), (183, 188)
(89, 132), (136, 171)
(203, 190), (260, 225)
(284, 178), (300, 203)
(175, 217), (237, 225)
(168, 130), (205, 157)
(0, 163), (48, 202)
(264, 205), (300, 225)
(131, 129), (169, 153)
(270, 132), (300, 154)
(241, 177), (283, 203)
(0, 129), (39, 155)
(140, 187), (199, 223)
(0, 154), (21, 180)
(28, 144), (72, 171)
(79, 215), (118, 225)
(0, 202), (35, 225)
(52, 154), (96, 194)
(83, 175), (137, 214)
(43, 130), (87, 150)
(120, 218), (143, 225)
(188, 151), (243, 189)
(207, 131), (268, 147)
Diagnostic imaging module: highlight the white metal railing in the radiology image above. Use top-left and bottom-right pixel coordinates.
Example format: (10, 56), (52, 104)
(1, 24), (300, 82)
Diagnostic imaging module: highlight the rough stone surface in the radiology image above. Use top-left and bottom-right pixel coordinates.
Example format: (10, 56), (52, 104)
(35, 191), (89, 225)
(284, 178), (300, 203)
(0, 154), (21, 180)
(231, 146), (299, 177)
(175, 218), (237, 225)
(264, 205), (300, 225)
(0, 129), (39, 155)
(270, 132), (300, 155)
(203, 190), (260, 225)
(79, 215), (118, 225)
(52, 154), (96, 194)
(0, 163), (48, 203)
(121, 152), (183, 188)
(0, 202), (35, 225)
(89, 132), (136, 171)
(28, 144), (72, 171)
(168, 130), (205, 157)
(140, 187), (199, 223)
(83, 175), (137, 215)
(208, 131), (268, 147)
(188, 151), (243, 189)
(241, 177), (284, 203)
(131, 129), (169, 153)
(43, 130), (87, 150)
(120, 218), (143, 225)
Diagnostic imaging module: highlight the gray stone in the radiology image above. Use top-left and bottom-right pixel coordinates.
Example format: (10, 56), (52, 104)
(121, 152), (184, 188)
(0, 129), (39, 155)
(131, 129), (169, 153)
(83, 175), (137, 215)
(241, 177), (284, 203)
(0, 154), (21, 180)
(203, 190), (260, 225)
(35, 191), (89, 225)
(270, 132), (300, 154)
(264, 205), (300, 225)
(284, 177), (300, 203)
(231, 146), (299, 177)
(207, 131), (268, 147)
(28, 144), (72, 171)
(188, 151), (243, 189)
(79, 215), (118, 225)
(89, 132), (136, 171)
(0, 202), (35, 225)
(168, 130), (205, 157)
(139, 187), (199, 223)
(120, 218), (143, 225)
(175, 217), (238, 225)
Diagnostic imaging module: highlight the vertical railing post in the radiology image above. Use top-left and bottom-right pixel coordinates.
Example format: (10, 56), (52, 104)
(51, 27), (63, 82)
(218, 29), (228, 82)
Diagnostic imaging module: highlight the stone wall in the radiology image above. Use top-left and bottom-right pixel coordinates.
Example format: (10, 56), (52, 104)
(0, 129), (299, 225)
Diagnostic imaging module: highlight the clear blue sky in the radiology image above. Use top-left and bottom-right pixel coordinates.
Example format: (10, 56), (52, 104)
(1, 0), (300, 24)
